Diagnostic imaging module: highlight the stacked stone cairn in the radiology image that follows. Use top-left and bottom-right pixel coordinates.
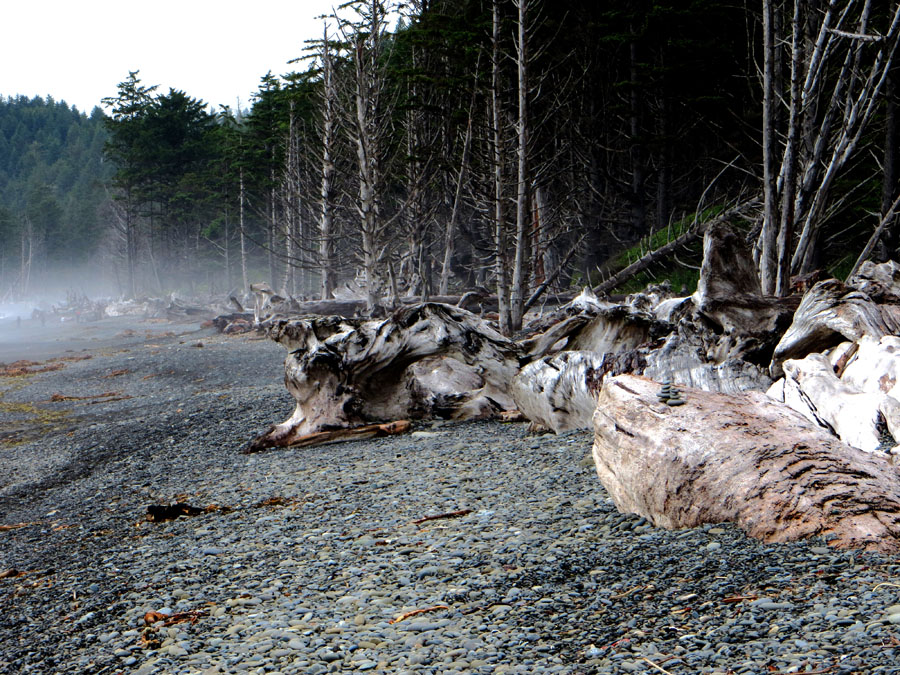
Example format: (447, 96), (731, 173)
(657, 379), (686, 406)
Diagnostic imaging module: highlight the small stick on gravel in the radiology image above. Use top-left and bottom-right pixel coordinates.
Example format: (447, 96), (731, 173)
(411, 509), (473, 526)
(144, 609), (207, 626)
(388, 605), (450, 624)
(610, 584), (647, 599)
(872, 582), (900, 591)
(768, 666), (836, 675)
(49, 391), (121, 402)
(642, 658), (676, 675)
(245, 420), (412, 452)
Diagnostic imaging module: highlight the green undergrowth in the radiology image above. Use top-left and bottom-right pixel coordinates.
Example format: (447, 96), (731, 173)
(600, 205), (747, 295)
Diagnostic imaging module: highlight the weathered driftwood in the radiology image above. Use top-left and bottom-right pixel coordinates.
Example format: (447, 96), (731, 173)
(592, 374), (900, 553)
(244, 420), (411, 453)
(766, 335), (900, 454)
(771, 277), (900, 378)
(248, 303), (520, 451)
(840, 335), (900, 399)
(635, 223), (797, 395)
(692, 222), (797, 335)
(774, 353), (900, 453)
(510, 351), (607, 432)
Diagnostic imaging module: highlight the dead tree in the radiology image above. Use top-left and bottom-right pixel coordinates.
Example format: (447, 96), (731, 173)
(334, 0), (399, 312)
(758, 1), (900, 283)
(318, 24), (339, 300)
(509, 0), (531, 332)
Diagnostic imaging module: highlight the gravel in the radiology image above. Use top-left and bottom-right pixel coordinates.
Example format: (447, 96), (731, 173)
(1, 319), (900, 674)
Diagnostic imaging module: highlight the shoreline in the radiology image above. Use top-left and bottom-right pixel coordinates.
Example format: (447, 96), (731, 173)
(1, 329), (899, 674)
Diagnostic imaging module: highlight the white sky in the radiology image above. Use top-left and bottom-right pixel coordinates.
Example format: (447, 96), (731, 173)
(1, 0), (351, 114)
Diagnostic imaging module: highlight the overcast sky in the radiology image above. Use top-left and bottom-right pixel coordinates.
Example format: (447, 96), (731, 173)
(2, 0), (354, 114)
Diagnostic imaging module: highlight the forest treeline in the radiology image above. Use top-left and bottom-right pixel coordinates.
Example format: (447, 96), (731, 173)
(0, 97), (111, 294)
(2, 0), (899, 333)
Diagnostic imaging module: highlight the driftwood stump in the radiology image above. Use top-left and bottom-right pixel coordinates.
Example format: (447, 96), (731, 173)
(592, 374), (900, 553)
(248, 303), (520, 451)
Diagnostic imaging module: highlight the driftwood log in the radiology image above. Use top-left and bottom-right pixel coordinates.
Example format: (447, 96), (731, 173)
(510, 352), (607, 432)
(247, 303), (520, 451)
(767, 335), (900, 454)
(592, 374), (900, 553)
(771, 275), (900, 378)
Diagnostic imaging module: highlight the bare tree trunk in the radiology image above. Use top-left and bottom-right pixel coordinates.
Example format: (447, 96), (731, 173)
(439, 69), (478, 296)
(320, 27), (338, 301)
(880, 63), (899, 260)
(491, 0), (511, 334)
(509, 0), (530, 332)
(239, 166), (248, 293)
(791, 3), (900, 274)
(629, 40), (646, 244)
(342, 0), (391, 313)
(282, 101), (299, 296)
(759, 0), (779, 295)
(776, 0), (803, 297)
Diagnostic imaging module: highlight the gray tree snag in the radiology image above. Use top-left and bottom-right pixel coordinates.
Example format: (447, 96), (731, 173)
(760, 1), (900, 277)
(318, 23), (338, 301)
(509, 0), (531, 332)
(491, 0), (511, 334)
(247, 303), (521, 451)
(592, 375), (900, 553)
(335, 0), (397, 313)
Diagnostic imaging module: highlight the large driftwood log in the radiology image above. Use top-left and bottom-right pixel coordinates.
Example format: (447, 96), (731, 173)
(248, 303), (521, 451)
(776, 353), (900, 453)
(693, 222), (797, 335)
(592, 374), (900, 553)
(636, 223), (797, 395)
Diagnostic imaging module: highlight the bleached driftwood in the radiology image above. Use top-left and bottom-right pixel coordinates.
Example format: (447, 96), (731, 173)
(248, 303), (520, 451)
(692, 222), (797, 335)
(766, 335), (900, 454)
(839, 335), (900, 399)
(771, 278), (900, 378)
(592, 374), (900, 553)
(776, 354), (900, 453)
(633, 223), (797, 394)
(511, 351), (607, 432)
(245, 421), (412, 453)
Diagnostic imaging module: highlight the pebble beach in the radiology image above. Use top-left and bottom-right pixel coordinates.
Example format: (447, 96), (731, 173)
(1, 317), (900, 674)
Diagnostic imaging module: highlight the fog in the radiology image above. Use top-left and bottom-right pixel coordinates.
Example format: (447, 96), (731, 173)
(0, 262), (204, 363)
(2, 261), (152, 322)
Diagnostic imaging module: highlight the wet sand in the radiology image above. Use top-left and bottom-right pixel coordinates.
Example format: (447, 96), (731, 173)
(0, 315), (207, 363)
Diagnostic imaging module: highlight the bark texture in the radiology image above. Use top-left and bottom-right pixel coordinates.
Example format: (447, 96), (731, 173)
(592, 374), (900, 553)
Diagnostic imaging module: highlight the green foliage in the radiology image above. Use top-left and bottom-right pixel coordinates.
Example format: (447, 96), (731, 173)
(607, 206), (725, 271)
(0, 95), (111, 278)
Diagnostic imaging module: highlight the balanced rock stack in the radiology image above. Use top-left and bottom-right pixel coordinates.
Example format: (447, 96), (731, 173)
(657, 379), (686, 406)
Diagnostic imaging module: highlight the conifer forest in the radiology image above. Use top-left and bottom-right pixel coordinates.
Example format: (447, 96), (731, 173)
(2, 0), (900, 334)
